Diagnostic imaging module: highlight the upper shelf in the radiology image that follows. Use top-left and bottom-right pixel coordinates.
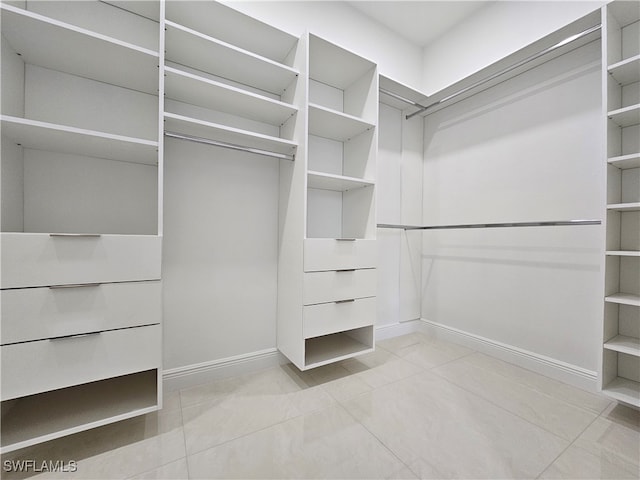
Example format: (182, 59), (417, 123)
(164, 67), (297, 127)
(610, 1), (640, 27)
(164, 113), (297, 157)
(165, 1), (298, 64)
(0, 4), (159, 95)
(309, 34), (375, 91)
(608, 152), (640, 170)
(608, 55), (640, 86)
(605, 293), (640, 307)
(607, 202), (640, 212)
(604, 335), (640, 357)
(164, 21), (299, 96)
(307, 171), (374, 192)
(608, 104), (640, 128)
(308, 104), (374, 141)
(1, 116), (158, 165)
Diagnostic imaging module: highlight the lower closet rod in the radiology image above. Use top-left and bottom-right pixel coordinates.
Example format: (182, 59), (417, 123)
(377, 219), (601, 230)
(164, 131), (295, 161)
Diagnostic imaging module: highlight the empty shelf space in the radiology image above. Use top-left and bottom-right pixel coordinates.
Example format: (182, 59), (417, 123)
(304, 328), (374, 369)
(165, 1), (298, 64)
(606, 250), (640, 257)
(604, 335), (640, 356)
(307, 171), (374, 191)
(1, 116), (158, 165)
(164, 21), (298, 96)
(602, 377), (640, 408)
(607, 202), (640, 211)
(164, 113), (297, 157)
(308, 104), (374, 141)
(164, 67), (297, 127)
(0, 370), (158, 453)
(608, 152), (640, 169)
(605, 293), (640, 306)
(608, 55), (640, 85)
(0, 4), (159, 95)
(608, 104), (640, 128)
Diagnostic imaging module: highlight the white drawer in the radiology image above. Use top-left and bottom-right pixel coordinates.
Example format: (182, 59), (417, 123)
(303, 296), (376, 339)
(1, 324), (161, 401)
(304, 239), (376, 272)
(0, 233), (161, 289)
(1, 281), (161, 345)
(303, 269), (376, 305)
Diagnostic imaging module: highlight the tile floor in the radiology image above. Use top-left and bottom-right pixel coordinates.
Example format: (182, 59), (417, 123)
(2, 332), (639, 479)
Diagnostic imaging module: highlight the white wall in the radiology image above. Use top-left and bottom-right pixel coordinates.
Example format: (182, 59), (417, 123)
(377, 103), (423, 326)
(224, 1), (423, 89)
(421, 0), (606, 95)
(421, 41), (604, 372)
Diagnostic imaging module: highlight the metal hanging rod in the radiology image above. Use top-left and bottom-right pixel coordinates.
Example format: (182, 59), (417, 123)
(406, 23), (601, 120)
(378, 219), (602, 231)
(379, 87), (427, 108)
(164, 132), (295, 161)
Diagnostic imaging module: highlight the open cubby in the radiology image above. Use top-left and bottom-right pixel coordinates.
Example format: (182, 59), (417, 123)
(304, 326), (374, 369)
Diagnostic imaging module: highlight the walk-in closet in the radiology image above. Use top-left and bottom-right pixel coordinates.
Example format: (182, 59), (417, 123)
(0, 1), (638, 478)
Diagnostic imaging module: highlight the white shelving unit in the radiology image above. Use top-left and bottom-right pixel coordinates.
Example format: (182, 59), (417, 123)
(162, 1), (299, 156)
(277, 32), (378, 371)
(601, 0), (640, 408)
(0, 1), (163, 453)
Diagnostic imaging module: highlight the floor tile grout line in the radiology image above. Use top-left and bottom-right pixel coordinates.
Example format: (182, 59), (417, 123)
(336, 397), (418, 478)
(428, 366), (576, 446)
(534, 411), (603, 479)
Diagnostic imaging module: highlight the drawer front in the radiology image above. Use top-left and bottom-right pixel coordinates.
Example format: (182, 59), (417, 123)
(304, 239), (376, 272)
(0, 233), (161, 289)
(303, 269), (376, 305)
(303, 296), (376, 339)
(1, 281), (161, 345)
(1, 324), (161, 401)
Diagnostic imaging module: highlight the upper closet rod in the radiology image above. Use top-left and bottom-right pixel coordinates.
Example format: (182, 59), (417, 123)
(406, 23), (601, 120)
(164, 132), (295, 161)
(378, 219), (601, 230)
(379, 87), (427, 108)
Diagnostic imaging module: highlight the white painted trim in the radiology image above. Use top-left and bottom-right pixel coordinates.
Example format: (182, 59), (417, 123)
(163, 348), (287, 392)
(375, 319), (422, 340)
(419, 318), (599, 392)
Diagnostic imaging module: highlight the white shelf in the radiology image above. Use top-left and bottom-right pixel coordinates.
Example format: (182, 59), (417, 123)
(164, 67), (297, 127)
(609, 55), (640, 86)
(309, 34), (375, 90)
(305, 330), (374, 369)
(164, 21), (298, 96)
(308, 104), (374, 141)
(165, 1), (298, 64)
(307, 171), (374, 192)
(608, 152), (640, 169)
(164, 113), (297, 157)
(0, 370), (158, 453)
(608, 104), (640, 128)
(607, 202), (640, 211)
(102, 1), (160, 22)
(606, 250), (640, 256)
(1, 116), (158, 165)
(602, 377), (640, 408)
(604, 335), (640, 357)
(610, 1), (640, 27)
(0, 4), (159, 95)
(605, 293), (640, 306)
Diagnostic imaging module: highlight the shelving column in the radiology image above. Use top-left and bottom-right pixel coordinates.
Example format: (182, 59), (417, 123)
(601, 0), (640, 407)
(278, 33), (378, 370)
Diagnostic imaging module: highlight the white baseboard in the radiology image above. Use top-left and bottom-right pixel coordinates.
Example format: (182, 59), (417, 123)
(163, 348), (288, 392)
(419, 318), (599, 392)
(163, 322), (422, 392)
(375, 319), (423, 340)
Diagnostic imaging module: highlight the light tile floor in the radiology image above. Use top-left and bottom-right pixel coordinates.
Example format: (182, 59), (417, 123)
(3, 333), (639, 479)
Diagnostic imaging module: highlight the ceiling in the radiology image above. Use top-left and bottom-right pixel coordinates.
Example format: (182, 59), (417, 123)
(347, 1), (491, 47)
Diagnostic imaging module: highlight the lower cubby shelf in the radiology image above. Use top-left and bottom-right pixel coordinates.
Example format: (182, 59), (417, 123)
(0, 370), (159, 454)
(602, 377), (640, 407)
(304, 326), (374, 369)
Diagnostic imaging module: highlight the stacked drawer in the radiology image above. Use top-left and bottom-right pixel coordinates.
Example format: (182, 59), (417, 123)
(303, 239), (376, 339)
(0, 233), (162, 402)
